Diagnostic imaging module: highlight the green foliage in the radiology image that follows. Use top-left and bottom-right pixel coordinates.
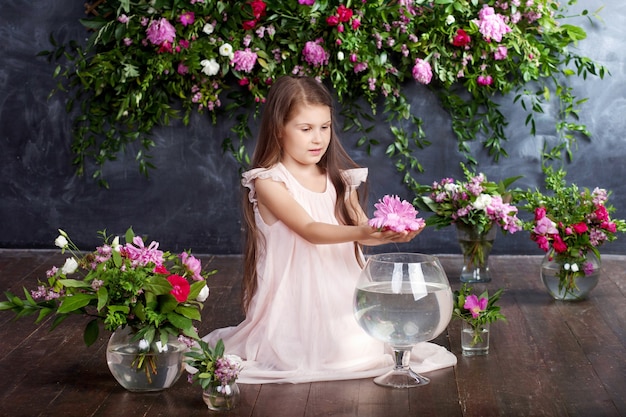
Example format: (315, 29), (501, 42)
(41, 0), (606, 187)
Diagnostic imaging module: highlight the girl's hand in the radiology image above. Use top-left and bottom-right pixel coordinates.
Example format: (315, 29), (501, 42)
(361, 224), (425, 245)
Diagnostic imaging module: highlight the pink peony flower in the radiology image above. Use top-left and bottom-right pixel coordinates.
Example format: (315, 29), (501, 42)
(146, 18), (176, 45)
(494, 45), (508, 60)
(477, 6), (511, 42)
(302, 41), (329, 67)
(368, 195), (426, 232)
(412, 58), (432, 84)
(232, 48), (258, 72)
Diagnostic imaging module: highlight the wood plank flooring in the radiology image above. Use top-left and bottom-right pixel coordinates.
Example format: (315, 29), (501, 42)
(0, 250), (624, 417)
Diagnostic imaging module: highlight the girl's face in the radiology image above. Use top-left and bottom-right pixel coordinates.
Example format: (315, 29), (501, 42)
(280, 103), (331, 167)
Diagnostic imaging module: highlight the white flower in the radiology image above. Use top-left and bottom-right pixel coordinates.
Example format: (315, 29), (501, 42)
(111, 236), (121, 252)
(337, 51), (344, 61)
(55, 235), (68, 249)
(200, 58), (220, 76)
(196, 284), (210, 302)
(473, 194), (492, 211)
(138, 339), (150, 352)
(155, 341), (168, 353)
(571, 263), (579, 273)
(202, 23), (214, 35)
(446, 15), (456, 25)
(564, 263), (571, 271)
(61, 257), (78, 275)
(444, 183), (460, 193)
(219, 43), (234, 59)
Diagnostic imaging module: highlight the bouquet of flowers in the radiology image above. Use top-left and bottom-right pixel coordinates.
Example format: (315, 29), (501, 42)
(0, 227), (215, 379)
(368, 194), (426, 232)
(414, 164), (522, 234)
(521, 166), (626, 296)
(453, 283), (506, 346)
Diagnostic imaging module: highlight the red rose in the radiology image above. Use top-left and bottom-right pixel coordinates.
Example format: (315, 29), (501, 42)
(572, 222), (588, 234)
(326, 15), (339, 26)
(249, 0), (267, 19)
(551, 234), (568, 253)
(336, 5), (353, 22)
(452, 29), (471, 47)
(242, 19), (257, 30)
(167, 274), (190, 302)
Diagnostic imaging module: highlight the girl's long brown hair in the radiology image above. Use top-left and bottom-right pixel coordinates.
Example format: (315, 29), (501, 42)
(241, 76), (366, 313)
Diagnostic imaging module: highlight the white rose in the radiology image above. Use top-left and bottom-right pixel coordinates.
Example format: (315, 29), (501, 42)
(219, 43), (234, 59)
(571, 263), (579, 273)
(196, 284), (210, 302)
(200, 59), (220, 76)
(446, 15), (456, 25)
(473, 194), (492, 211)
(55, 235), (68, 249)
(138, 339), (150, 352)
(202, 23), (214, 35)
(564, 263), (571, 271)
(61, 257), (78, 275)
(337, 51), (345, 61)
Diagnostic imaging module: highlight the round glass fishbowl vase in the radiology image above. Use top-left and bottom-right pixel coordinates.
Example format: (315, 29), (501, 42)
(540, 250), (601, 301)
(106, 326), (187, 392)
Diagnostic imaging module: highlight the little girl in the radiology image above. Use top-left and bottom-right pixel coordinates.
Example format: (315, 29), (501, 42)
(203, 76), (456, 383)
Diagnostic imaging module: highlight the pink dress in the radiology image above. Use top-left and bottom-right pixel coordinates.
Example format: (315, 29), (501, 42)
(203, 163), (456, 384)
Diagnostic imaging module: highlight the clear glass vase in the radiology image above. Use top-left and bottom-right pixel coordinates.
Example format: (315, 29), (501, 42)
(203, 381), (241, 411)
(540, 249), (601, 301)
(106, 326), (186, 392)
(461, 321), (489, 356)
(456, 224), (497, 283)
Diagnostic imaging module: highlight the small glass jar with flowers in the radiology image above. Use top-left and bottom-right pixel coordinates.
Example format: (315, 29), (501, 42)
(521, 166), (626, 300)
(414, 164), (522, 283)
(0, 227), (215, 392)
(185, 339), (242, 412)
(453, 283), (506, 356)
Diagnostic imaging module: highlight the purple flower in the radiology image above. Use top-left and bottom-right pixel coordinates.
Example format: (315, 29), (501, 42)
(298, 0), (315, 4)
(368, 195), (425, 232)
(412, 58), (432, 84)
(146, 18), (176, 45)
(463, 294), (488, 318)
(232, 48), (258, 72)
(124, 236), (164, 267)
(302, 41), (329, 67)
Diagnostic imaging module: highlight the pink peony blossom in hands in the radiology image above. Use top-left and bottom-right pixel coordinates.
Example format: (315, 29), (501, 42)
(368, 195), (426, 232)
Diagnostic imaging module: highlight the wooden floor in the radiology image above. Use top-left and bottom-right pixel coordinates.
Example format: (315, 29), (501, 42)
(0, 250), (625, 417)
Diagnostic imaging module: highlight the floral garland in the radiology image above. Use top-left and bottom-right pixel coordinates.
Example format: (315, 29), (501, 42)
(44, 0), (605, 186)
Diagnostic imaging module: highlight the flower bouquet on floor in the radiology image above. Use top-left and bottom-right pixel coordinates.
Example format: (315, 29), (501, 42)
(414, 163), (522, 282)
(186, 339), (242, 411)
(453, 283), (506, 356)
(521, 166), (626, 300)
(0, 227), (215, 391)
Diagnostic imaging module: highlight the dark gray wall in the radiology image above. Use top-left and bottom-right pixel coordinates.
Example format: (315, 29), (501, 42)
(1, 0), (625, 256)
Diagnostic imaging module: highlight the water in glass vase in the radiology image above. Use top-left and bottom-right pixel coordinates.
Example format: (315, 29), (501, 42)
(107, 342), (186, 392)
(354, 282), (453, 348)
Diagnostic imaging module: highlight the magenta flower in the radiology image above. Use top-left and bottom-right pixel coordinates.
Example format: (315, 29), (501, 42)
(368, 195), (426, 232)
(463, 294), (488, 318)
(146, 18), (176, 45)
(232, 48), (258, 72)
(298, 0), (315, 5)
(302, 40), (329, 67)
(178, 11), (195, 26)
(412, 58), (432, 84)
(167, 274), (191, 302)
(477, 75), (493, 86)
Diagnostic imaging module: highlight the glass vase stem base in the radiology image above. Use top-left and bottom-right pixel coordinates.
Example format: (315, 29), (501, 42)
(373, 368), (430, 388)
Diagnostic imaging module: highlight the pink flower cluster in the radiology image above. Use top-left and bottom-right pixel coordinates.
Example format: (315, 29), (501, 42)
(477, 6), (511, 42)
(215, 356), (241, 386)
(302, 40), (329, 67)
(368, 195), (426, 232)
